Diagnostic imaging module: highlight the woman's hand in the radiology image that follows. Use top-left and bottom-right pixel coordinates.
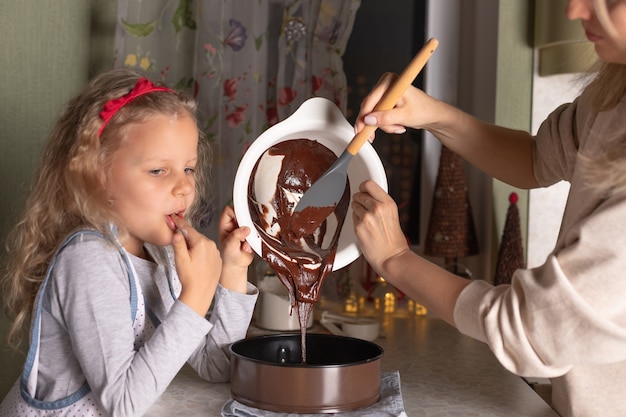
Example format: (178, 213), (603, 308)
(354, 72), (443, 141)
(355, 73), (538, 189)
(351, 180), (471, 326)
(351, 180), (411, 277)
(171, 216), (221, 317)
(217, 205), (253, 294)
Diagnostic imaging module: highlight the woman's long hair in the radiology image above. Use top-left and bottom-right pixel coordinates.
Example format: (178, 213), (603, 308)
(579, 61), (626, 197)
(577, 0), (626, 196)
(0, 69), (211, 349)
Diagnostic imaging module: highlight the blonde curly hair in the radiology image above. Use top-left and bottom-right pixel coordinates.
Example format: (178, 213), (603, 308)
(1, 68), (211, 348)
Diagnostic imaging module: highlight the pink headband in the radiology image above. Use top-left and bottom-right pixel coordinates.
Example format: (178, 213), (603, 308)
(98, 77), (173, 137)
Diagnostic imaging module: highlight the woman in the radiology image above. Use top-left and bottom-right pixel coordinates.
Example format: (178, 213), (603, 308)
(351, 1), (626, 416)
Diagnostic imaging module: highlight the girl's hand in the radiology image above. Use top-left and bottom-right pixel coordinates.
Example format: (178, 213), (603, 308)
(218, 205), (253, 294)
(351, 180), (410, 277)
(171, 216), (222, 316)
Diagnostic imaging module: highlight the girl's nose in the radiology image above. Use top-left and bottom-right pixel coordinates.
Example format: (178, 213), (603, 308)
(173, 175), (193, 197)
(565, 0), (593, 21)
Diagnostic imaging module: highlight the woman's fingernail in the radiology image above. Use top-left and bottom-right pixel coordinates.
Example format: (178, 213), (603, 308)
(364, 115), (377, 126)
(395, 128), (406, 134)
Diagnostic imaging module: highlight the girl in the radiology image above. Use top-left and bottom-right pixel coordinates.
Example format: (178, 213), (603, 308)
(351, 0), (626, 416)
(0, 69), (258, 416)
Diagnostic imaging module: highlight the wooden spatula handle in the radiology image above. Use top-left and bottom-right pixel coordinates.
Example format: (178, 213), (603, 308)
(346, 37), (439, 156)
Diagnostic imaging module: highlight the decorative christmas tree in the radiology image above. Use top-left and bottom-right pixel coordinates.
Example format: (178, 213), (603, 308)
(493, 192), (525, 285)
(423, 146), (479, 277)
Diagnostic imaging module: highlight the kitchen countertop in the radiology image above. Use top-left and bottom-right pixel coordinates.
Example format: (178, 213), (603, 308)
(146, 304), (558, 416)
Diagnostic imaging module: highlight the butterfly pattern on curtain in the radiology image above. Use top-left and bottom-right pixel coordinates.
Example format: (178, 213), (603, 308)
(114, 0), (361, 239)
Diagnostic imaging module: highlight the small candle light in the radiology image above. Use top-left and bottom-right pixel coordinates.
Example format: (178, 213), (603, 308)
(372, 276), (397, 314)
(383, 291), (396, 313)
(344, 293), (359, 313)
(408, 299), (428, 316)
(344, 273), (368, 313)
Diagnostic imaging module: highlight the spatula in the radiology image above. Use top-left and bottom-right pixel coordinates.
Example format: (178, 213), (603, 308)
(291, 38), (439, 235)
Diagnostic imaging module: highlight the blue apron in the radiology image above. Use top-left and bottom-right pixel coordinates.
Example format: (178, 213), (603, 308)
(0, 230), (153, 417)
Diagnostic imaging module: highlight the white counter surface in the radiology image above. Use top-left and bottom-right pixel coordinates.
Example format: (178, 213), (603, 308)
(146, 307), (558, 417)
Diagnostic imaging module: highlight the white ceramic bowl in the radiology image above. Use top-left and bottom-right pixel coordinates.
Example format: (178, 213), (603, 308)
(232, 97), (388, 270)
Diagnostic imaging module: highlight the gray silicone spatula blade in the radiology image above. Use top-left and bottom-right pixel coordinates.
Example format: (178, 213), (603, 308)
(291, 38), (439, 235)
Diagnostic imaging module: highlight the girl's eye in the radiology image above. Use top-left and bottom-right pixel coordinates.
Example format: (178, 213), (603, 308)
(150, 169), (166, 176)
(185, 167), (196, 175)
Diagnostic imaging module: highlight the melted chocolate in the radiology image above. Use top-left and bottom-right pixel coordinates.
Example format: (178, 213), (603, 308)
(248, 139), (350, 362)
(291, 205), (337, 238)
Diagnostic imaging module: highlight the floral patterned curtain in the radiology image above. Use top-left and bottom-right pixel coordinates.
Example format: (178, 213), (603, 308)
(114, 0), (360, 239)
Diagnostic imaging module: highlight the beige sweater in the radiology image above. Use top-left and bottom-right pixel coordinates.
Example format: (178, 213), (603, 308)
(454, 89), (626, 417)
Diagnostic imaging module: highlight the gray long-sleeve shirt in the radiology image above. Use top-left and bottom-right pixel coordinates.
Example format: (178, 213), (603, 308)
(36, 232), (258, 417)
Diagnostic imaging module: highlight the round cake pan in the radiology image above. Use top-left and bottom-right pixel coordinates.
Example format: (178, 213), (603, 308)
(230, 333), (384, 413)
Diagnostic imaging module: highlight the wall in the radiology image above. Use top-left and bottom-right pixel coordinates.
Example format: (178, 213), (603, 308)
(426, 0), (591, 276)
(0, 0), (116, 400)
(492, 0), (534, 254)
(424, 0), (532, 280)
(527, 0), (593, 268)
(528, 74), (581, 268)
